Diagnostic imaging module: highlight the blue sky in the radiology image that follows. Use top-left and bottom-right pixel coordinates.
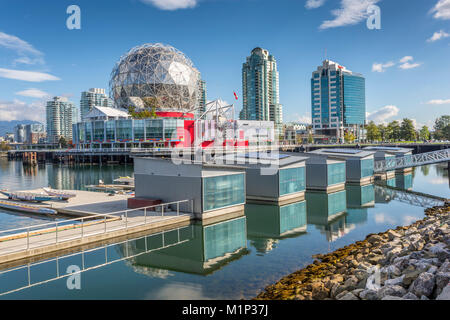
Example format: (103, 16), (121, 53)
(0, 0), (449, 129)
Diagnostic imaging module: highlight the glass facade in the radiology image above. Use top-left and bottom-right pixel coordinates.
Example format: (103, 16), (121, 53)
(203, 217), (246, 261)
(328, 163), (346, 185)
(361, 159), (374, 178)
(343, 74), (365, 126)
(279, 167), (306, 196)
(328, 190), (347, 216)
(202, 174), (245, 212)
(279, 201), (307, 234)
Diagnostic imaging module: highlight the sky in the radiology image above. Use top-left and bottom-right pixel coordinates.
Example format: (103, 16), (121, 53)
(0, 0), (449, 129)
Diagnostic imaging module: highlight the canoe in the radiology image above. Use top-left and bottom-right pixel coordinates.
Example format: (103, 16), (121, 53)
(0, 200), (57, 215)
(0, 190), (62, 202)
(43, 187), (77, 200)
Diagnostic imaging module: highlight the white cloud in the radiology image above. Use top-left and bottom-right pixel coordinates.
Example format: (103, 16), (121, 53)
(427, 30), (450, 42)
(319, 0), (380, 29)
(367, 105), (399, 124)
(431, 0), (450, 20)
(0, 31), (44, 66)
(398, 56), (421, 70)
(15, 88), (50, 99)
(0, 68), (60, 82)
(140, 0), (198, 10)
(290, 112), (312, 124)
(306, 0), (326, 9)
(0, 99), (46, 122)
(372, 61), (395, 72)
(426, 99), (450, 105)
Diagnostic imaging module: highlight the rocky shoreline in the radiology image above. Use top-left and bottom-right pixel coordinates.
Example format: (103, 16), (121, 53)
(254, 202), (450, 300)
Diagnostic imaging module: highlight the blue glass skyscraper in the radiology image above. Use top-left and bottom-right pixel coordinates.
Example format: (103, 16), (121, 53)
(311, 60), (365, 142)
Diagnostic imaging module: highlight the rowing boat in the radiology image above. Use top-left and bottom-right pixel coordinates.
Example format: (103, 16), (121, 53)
(0, 190), (62, 202)
(43, 187), (77, 200)
(0, 200), (57, 215)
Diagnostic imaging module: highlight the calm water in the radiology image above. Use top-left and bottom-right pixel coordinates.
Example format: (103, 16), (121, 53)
(0, 158), (448, 299)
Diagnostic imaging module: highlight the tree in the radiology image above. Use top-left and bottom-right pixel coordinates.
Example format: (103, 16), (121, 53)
(308, 133), (313, 144)
(434, 115), (450, 140)
(0, 141), (10, 151)
(419, 126), (430, 141)
(366, 121), (381, 142)
(400, 118), (416, 141)
(344, 131), (355, 143)
(387, 121), (401, 141)
(58, 136), (68, 149)
(378, 124), (386, 142)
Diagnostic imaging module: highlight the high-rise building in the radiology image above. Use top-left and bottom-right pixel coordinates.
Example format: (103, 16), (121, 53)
(25, 123), (46, 144)
(46, 96), (77, 144)
(13, 124), (26, 143)
(311, 60), (365, 142)
(80, 88), (113, 121)
(240, 47), (283, 135)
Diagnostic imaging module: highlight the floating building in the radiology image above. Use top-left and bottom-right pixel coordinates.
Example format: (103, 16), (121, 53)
(216, 153), (307, 205)
(134, 157), (246, 220)
(301, 154), (347, 192)
(307, 148), (375, 185)
(363, 146), (414, 174)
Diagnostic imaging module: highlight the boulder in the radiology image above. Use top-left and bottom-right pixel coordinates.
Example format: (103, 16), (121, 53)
(337, 292), (359, 300)
(384, 275), (405, 287)
(377, 285), (407, 299)
(436, 284), (450, 300)
(359, 289), (378, 300)
(410, 272), (436, 298)
(402, 292), (419, 300)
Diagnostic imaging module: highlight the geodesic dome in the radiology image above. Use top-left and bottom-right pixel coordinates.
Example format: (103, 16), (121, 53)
(109, 43), (201, 112)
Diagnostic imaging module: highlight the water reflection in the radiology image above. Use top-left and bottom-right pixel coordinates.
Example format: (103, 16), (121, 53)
(245, 201), (307, 254)
(124, 216), (248, 276)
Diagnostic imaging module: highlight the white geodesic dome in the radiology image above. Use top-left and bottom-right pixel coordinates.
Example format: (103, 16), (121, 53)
(109, 43), (201, 112)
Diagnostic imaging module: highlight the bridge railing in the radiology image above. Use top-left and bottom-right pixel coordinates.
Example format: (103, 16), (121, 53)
(374, 148), (450, 173)
(0, 199), (193, 256)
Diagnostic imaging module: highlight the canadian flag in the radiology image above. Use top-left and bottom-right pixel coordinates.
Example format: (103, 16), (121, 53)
(234, 92), (238, 100)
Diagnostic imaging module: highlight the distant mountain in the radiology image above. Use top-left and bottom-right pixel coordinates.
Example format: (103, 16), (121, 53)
(0, 120), (41, 136)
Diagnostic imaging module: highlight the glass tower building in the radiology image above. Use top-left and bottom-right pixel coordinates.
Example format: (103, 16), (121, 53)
(80, 88), (113, 121)
(240, 47), (283, 136)
(46, 96), (78, 144)
(311, 60), (365, 142)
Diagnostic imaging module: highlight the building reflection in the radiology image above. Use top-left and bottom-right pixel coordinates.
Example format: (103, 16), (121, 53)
(245, 201), (307, 254)
(306, 190), (351, 242)
(121, 215), (248, 276)
(345, 184), (373, 226)
(395, 173), (413, 190)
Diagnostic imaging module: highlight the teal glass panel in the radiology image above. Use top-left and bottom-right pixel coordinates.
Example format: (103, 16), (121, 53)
(361, 159), (374, 178)
(360, 184), (375, 204)
(328, 190), (347, 216)
(204, 217), (246, 261)
(279, 167), (305, 196)
(106, 121), (115, 140)
(116, 120), (132, 140)
(85, 122), (92, 141)
(203, 174), (245, 212)
(93, 121), (104, 141)
(133, 120), (145, 140)
(279, 201), (307, 234)
(328, 163), (346, 185)
(145, 120), (163, 140)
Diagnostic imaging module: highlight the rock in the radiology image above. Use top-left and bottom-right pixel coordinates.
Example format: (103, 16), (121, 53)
(335, 290), (349, 300)
(402, 270), (422, 287)
(410, 272), (436, 298)
(367, 234), (383, 244)
(388, 230), (401, 241)
(436, 284), (450, 300)
(359, 289), (378, 300)
(435, 272), (450, 291)
(402, 292), (419, 300)
(311, 282), (330, 300)
(381, 295), (404, 300)
(428, 243), (449, 262)
(352, 289), (364, 297)
(438, 261), (450, 273)
(385, 275), (405, 287)
(338, 292), (359, 300)
(420, 295), (429, 300)
(369, 255), (384, 265)
(386, 246), (403, 262)
(377, 285), (407, 299)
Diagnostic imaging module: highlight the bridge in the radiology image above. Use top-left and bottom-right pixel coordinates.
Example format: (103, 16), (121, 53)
(374, 185), (447, 208)
(374, 148), (450, 173)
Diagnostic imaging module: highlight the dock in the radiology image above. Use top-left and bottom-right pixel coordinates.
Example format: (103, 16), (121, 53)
(0, 190), (193, 266)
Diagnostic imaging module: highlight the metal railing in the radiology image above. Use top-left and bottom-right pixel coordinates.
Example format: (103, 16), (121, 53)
(0, 199), (193, 256)
(374, 185), (446, 208)
(374, 148), (450, 173)
(0, 224), (194, 296)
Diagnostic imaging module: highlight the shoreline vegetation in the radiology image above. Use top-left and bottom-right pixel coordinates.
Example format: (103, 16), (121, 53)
(254, 202), (450, 300)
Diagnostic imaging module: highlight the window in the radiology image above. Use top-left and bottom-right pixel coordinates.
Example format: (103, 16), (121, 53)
(146, 120), (163, 140)
(279, 167), (305, 196)
(328, 163), (346, 185)
(133, 120), (145, 140)
(204, 217), (246, 261)
(279, 201), (306, 234)
(202, 174), (245, 211)
(361, 159), (374, 178)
